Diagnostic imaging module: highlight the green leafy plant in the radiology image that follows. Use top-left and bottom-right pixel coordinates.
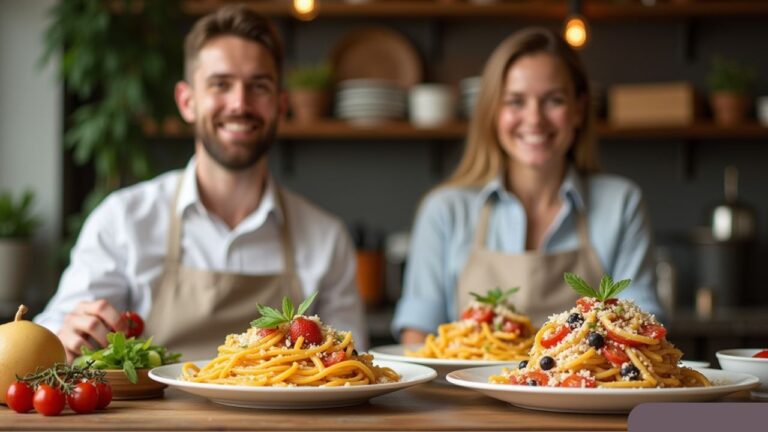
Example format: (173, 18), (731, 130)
(0, 190), (41, 238)
(39, 0), (183, 261)
(707, 56), (756, 93)
(75, 332), (181, 384)
(564, 272), (631, 302)
(286, 63), (332, 91)
(469, 287), (520, 306)
(251, 291), (318, 328)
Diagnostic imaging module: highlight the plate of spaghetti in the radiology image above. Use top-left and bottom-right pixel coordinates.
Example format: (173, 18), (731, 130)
(371, 288), (535, 380)
(149, 293), (436, 408)
(445, 273), (760, 412)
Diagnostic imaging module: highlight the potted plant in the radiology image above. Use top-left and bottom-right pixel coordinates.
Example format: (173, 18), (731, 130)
(286, 63), (333, 123)
(0, 190), (41, 304)
(707, 56), (756, 125)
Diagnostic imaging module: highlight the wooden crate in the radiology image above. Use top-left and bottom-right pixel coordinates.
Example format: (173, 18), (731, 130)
(609, 82), (696, 126)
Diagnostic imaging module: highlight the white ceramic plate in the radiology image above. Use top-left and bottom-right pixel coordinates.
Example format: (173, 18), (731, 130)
(148, 360), (436, 409)
(680, 360), (711, 368)
(369, 344), (519, 381)
(445, 366), (759, 413)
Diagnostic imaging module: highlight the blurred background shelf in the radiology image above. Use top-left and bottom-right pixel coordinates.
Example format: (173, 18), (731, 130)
(181, 0), (768, 19)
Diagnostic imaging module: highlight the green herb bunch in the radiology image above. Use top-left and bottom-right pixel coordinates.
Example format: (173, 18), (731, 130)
(564, 273), (631, 302)
(251, 291), (318, 328)
(75, 332), (181, 384)
(469, 287), (520, 307)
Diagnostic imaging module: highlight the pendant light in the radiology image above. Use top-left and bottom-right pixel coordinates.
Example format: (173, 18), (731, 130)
(564, 0), (589, 49)
(292, 0), (319, 21)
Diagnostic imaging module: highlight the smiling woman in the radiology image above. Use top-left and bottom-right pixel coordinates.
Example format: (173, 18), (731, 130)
(392, 27), (662, 344)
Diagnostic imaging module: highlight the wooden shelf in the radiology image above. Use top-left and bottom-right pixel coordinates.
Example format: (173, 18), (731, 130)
(153, 119), (768, 141)
(182, 1), (768, 19)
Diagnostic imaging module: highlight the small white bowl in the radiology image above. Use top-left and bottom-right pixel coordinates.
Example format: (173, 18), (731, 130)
(716, 348), (768, 397)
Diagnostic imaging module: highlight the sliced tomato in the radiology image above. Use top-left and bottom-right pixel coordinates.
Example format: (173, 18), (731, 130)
(602, 343), (630, 366)
(639, 324), (667, 340)
(501, 319), (524, 336)
(606, 330), (643, 347)
(560, 374), (597, 388)
(322, 351), (346, 367)
(753, 349), (768, 359)
(523, 371), (550, 386)
(460, 307), (494, 324)
(576, 297), (596, 312)
(256, 328), (277, 338)
(540, 324), (570, 348)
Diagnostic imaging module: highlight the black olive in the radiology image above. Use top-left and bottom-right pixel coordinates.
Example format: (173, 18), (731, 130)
(518, 360), (529, 369)
(526, 379), (538, 386)
(620, 363), (641, 380)
(566, 313), (584, 329)
(352, 349), (358, 356)
(587, 332), (605, 349)
(539, 356), (555, 371)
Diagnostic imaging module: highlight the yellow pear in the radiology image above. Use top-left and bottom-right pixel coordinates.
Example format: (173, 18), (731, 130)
(0, 305), (66, 404)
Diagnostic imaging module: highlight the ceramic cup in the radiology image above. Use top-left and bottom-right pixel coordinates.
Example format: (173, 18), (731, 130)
(409, 84), (455, 128)
(756, 96), (768, 126)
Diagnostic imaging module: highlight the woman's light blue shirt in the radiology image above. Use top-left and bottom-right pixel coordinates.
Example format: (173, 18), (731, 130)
(391, 167), (662, 337)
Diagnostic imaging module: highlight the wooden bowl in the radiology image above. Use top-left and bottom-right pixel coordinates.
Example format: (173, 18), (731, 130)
(103, 368), (167, 400)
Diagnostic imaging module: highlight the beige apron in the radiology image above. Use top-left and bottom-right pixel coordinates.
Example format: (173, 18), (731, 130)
(145, 176), (304, 360)
(457, 197), (604, 326)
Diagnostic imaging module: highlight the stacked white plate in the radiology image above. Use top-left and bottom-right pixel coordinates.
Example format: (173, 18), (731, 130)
(336, 79), (407, 124)
(460, 76), (482, 119)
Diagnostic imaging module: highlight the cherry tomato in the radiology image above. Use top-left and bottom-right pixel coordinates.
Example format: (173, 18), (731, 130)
(122, 311), (145, 338)
(501, 319), (524, 335)
(256, 328), (277, 338)
(639, 324), (667, 340)
(6, 381), (35, 413)
(606, 330), (643, 347)
(33, 384), (65, 416)
(602, 343), (630, 366)
(66, 382), (98, 414)
(540, 324), (570, 348)
(753, 349), (768, 359)
(560, 374), (597, 388)
(93, 381), (112, 410)
(460, 307), (494, 324)
(321, 351), (346, 367)
(523, 371), (550, 386)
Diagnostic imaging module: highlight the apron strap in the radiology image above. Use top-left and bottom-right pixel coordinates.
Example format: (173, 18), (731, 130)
(473, 199), (494, 248)
(165, 174), (186, 267)
(274, 187), (296, 274)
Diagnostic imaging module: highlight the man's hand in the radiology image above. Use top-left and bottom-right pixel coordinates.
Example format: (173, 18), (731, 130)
(57, 300), (128, 361)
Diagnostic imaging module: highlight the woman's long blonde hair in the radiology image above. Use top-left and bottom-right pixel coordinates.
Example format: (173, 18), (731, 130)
(444, 27), (599, 188)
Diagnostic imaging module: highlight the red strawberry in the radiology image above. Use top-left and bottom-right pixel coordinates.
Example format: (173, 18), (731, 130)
(290, 317), (323, 345)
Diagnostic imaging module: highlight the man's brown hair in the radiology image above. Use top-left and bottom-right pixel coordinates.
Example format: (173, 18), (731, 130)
(183, 4), (284, 84)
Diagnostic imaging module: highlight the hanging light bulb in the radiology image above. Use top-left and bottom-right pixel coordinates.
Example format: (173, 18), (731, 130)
(292, 0), (319, 21)
(563, 0), (589, 49)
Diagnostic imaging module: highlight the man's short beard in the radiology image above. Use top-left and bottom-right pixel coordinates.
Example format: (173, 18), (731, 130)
(198, 119), (278, 171)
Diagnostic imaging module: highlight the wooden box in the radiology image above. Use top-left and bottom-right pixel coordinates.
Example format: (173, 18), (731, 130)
(608, 82), (696, 126)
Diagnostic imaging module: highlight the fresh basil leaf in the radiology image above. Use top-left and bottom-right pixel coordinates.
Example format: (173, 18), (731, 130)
(608, 278), (632, 299)
(282, 296), (294, 320)
(297, 291), (318, 316)
(564, 272), (597, 298)
(124, 359), (137, 384)
(251, 316), (285, 328)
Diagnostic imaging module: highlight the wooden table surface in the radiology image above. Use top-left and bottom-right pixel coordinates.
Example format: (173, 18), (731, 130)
(0, 383), (629, 431)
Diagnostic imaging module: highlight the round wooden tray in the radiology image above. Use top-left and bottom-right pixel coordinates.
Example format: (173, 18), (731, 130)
(104, 368), (167, 400)
(331, 26), (423, 89)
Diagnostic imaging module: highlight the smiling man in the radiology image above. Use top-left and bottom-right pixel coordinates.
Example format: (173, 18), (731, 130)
(35, 5), (367, 360)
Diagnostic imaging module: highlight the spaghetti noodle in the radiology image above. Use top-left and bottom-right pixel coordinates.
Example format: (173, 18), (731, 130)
(490, 274), (710, 388)
(182, 296), (399, 387)
(407, 288), (534, 361)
